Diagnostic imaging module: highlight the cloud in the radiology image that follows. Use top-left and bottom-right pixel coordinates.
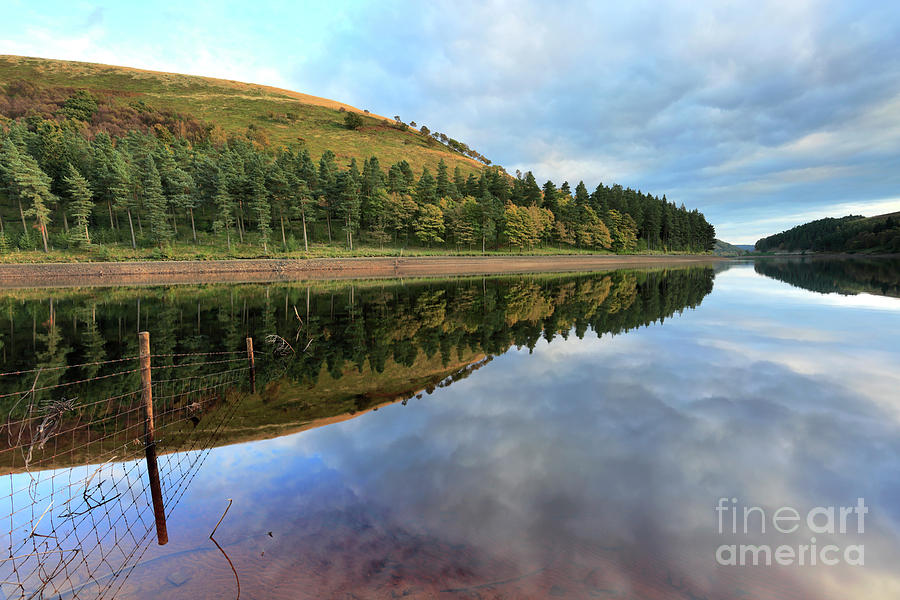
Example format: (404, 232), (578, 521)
(4, 0), (900, 243)
(286, 0), (900, 242)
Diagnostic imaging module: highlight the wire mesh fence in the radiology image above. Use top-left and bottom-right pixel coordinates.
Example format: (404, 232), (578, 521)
(0, 333), (261, 599)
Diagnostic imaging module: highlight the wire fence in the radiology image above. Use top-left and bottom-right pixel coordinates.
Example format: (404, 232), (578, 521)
(0, 333), (263, 600)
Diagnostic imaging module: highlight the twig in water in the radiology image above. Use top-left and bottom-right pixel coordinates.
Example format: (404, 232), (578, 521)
(6, 369), (41, 449)
(210, 498), (240, 600)
(0, 549), (79, 563)
(28, 501), (53, 539)
(265, 334), (294, 358)
(23, 396), (78, 468)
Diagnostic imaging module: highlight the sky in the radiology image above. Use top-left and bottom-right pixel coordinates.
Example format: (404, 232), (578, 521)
(3, 0), (900, 243)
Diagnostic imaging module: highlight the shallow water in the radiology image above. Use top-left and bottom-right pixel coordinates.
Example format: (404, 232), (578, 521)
(2, 258), (899, 599)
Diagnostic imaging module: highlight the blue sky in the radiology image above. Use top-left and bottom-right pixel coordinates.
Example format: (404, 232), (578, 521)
(3, 0), (900, 243)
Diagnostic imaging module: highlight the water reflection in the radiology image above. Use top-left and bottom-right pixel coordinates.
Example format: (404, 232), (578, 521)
(0, 268), (715, 469)
(754, 255), (900, 298)
(4, 261), (900, 599)
(119, 261), (900, 600)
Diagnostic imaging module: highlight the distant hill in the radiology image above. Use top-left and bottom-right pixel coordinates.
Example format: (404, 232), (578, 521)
(712, 239), (749, 256)
(735, 244), (755, 252)
(755, 213), (900, 254)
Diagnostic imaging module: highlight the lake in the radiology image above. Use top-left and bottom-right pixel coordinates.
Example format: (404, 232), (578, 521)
(1, 257), (899, 599)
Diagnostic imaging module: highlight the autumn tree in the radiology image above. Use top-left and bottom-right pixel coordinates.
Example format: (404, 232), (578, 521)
(414, 204), (445, 245)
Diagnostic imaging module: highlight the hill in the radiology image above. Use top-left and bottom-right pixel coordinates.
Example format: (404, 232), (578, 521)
(0, 54), (484, 176)
(712, 239), (749, 256)
(755, 212), (900, 254)
(0, 55), (716, 259)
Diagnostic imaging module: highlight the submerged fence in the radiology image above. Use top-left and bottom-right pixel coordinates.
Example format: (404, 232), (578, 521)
(0, 332), (260, 599)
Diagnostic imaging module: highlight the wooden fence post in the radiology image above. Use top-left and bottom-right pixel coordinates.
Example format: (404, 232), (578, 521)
(139, 331), (168, 546)
(246, 337), (256, 394)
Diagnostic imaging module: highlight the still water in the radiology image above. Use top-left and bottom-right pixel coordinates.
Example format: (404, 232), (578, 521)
(1, 257), (899, 599)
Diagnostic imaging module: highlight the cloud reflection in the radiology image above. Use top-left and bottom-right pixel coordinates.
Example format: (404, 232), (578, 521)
(133, 264), (900, 598)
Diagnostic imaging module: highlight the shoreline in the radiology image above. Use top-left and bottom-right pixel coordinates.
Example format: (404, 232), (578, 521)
(0, 255), (723, 288)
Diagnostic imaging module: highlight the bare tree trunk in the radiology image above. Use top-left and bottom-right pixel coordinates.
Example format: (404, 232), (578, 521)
(18, 199), (27, 234)
(237, 201), (245, 243)
(347, 213), (353, 250)
(280, 210), (287, 250)
(107, 200), (115, 230)
(301, 209), (308, 252)
(326, 211), (332, 243)
(62, 211), (69, 233)
(38, 218), (48, 253)
(126, 208), (137, 249)
(189, 207), (197, 243)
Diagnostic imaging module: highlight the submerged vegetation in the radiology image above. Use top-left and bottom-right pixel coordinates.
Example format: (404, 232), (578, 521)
(0, 57), (715, 260)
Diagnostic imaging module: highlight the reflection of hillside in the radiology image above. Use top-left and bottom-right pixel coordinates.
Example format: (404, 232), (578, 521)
(754, 257), (900, 298)
(211, 352), (491, 447)
(0, 268), (715, 469)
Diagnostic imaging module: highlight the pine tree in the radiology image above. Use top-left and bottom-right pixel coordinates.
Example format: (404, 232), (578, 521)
(542, 180), (558, 212)
(249, 166), (272, 253)
(6, 143), (55, 252)
(212, 183), (235, 250)
(141, 156), (173, 246)
(296, 180), (314, 252)
(108, 149), (136, 248)
(63, 164), (93, 247)
(416, 167), (437, 204)
(453, 166), (466, 200)
(436, 159), (455, 199)
(336, 168), (361, 250)
(522, 171), (541, 206)
(318, 150), (338, 242)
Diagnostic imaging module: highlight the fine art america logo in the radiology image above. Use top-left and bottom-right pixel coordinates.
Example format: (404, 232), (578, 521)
(715, 497), (867, 567)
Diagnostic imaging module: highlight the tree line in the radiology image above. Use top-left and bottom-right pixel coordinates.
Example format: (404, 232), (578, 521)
(0, 112), (715, 255)
(755, 214), (900, 254)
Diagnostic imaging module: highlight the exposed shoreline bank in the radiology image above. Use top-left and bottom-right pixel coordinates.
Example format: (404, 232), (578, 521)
(0, 255), (723, 288)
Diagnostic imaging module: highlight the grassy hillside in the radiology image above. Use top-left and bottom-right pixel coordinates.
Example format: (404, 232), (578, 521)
(755, 212), (900, 254)
(712, 239), (748, 256)
(0, 55), (483, 176)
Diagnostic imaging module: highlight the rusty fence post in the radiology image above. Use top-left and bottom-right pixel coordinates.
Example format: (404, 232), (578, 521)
(139, 331), (168, 546)
(246, 337), (256, 394)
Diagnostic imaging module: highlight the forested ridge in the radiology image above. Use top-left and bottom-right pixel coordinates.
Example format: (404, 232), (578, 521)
(0, 80), (715, 257)
(755, 213), (900, 254)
